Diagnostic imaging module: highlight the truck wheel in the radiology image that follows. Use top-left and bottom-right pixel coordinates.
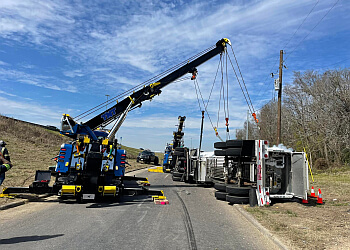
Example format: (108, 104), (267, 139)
(214, 150), (226, 156)
(173, 172), (183, 178)
(215, 191), (228, 201)
(174, 151), (185, 156)
(214, 181), (226, 192)
(226, 185), (251, 196)
(225, 148), (241, 156)
(226, 195), (249, 204)
(154, 157), (159, 165)
(175, 147), (185, 152)
(226, 140), (243, 148)
(172, 176), (181, 182)
(214, 141), (226, 149)
(178, 167), (185, 173)
(249, 188), (258, 207)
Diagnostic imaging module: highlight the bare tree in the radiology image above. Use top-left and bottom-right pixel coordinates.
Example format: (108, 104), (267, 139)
(259, 68), (350, 166)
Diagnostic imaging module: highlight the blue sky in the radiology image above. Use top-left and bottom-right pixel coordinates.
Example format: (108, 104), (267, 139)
(1, 0), (349, 152)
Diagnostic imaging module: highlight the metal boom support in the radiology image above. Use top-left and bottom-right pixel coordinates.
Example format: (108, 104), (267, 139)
(83, 38), (231, 131)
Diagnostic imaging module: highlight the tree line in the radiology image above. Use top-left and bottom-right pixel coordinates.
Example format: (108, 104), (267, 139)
(236, 68), (349, 168)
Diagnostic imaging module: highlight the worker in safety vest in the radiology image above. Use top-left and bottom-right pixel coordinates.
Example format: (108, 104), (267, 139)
(0, 140), (11, 186)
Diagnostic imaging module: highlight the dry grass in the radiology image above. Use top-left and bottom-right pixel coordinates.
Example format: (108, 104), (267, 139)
(245, 167), (350, 249)
(0, 116), (67, 188)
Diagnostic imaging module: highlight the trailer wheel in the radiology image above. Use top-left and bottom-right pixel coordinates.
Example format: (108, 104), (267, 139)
(215, 191), (228, 201)
(214, 141), (226, 149)
(214, 182), (227, 192)
(226, 185), (251, 196)
(226, 140), (243, 148)
(226, 195), (249, 204)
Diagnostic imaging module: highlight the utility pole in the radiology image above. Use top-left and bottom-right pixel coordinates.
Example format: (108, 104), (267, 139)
(276, 50), (283, 145)
(198, 111), (205, 157)
(246, 110), (249, 140)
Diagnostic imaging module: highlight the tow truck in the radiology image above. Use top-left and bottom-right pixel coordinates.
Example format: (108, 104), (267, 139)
(1, 38), (232, 202)
(162, 116), (186, 173)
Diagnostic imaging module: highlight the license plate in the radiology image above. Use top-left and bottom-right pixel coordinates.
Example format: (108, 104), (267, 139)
(83, 194), (95, 200)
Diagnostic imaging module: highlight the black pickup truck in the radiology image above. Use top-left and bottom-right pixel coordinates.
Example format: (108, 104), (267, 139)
(137, 150), (159, 165)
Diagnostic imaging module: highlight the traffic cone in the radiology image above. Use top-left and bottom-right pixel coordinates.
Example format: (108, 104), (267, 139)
(310, 186), (316, 198)
(317, 188), (323, 205)
(302, 198), (309, 204)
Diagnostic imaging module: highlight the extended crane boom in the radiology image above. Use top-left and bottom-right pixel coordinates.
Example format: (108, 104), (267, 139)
(61, 38), (231, 139)
(2, 38), (231, 203)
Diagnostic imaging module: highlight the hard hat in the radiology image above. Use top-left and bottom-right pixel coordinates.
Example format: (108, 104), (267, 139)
(0, 140), (6, 146)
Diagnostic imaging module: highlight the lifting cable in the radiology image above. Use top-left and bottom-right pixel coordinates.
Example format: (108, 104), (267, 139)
(74, 45), (216, 122)
(191, 54), (225, 142)
(227, 48), (258, 123)
(193, 79), (202, 111)
(194, 78), (224, 142)
(225, 52), (230, 139)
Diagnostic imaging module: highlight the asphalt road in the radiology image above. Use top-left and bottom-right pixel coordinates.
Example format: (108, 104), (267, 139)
(0, 169), (280, 250)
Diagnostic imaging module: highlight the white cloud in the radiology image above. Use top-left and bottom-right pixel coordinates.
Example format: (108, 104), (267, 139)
(0, 68), (78, 93)
(0, 96), (62, 126)
(0, 0), (347, 151)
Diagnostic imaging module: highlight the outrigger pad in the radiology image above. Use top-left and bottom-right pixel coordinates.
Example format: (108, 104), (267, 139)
(35, 170), (52, 182)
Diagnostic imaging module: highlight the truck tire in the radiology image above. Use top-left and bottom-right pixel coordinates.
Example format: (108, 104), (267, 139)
(249, 188), (258, 207)
(173, 172), (183, 178)
(214, 149), (226, 156)
(214, 182), (226, 192)
(214, 149), (241, 156)
(215, 191), (227, 201)
(226, 195), (249, 204)
(226, 140), (243, 148)
(214, 141), (226, 149)
(175, 147), (185, 152)
(172, 176), (181, 182)
(154, 157), (159, 165)
(178, 167), (185, 173)
(226, 185), (251, 196)
(226, 148), (241, 156)
(174, 151), (185, 156)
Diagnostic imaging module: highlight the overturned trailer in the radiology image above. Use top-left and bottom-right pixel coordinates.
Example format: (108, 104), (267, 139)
(173, 140), (309, 206)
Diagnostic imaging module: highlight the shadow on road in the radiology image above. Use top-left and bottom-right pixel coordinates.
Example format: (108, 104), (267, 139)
(86, 195), (154, 209)
(0, 234), (64, 244)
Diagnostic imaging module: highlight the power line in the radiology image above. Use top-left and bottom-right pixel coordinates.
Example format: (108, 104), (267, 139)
(282, 0), (319, 50)
(315, 58), (350, 69)
(284, 0), (340, 62)
(256, 0), (322, 96)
